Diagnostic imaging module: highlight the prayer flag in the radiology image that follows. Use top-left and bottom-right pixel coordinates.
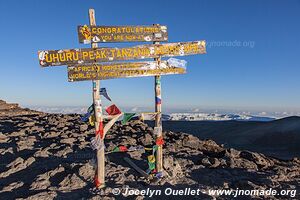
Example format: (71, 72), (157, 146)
(100, 88), (112, 101)
(122, 113), (136, 125)
(105, 104), (121, 115)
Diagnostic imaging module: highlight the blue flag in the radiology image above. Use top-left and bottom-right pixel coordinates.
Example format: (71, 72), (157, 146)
(100, 88), (112, 101)
(81, 112), (92, 122)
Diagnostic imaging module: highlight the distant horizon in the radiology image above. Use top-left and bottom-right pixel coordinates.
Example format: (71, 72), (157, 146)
(24, 103), (300, 119)
(3, 98), (299, 118)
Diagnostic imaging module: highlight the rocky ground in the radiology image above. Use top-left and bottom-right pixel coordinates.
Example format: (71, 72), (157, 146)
(0, 100), (41, 117)
(0, 101), (299, 199)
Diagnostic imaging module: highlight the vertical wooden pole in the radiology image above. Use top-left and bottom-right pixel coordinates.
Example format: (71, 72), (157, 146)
(89, 9), (105, 188)
(154, 36), (163, 173)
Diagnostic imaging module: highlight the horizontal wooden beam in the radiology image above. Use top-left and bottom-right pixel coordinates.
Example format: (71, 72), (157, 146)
(67, 61), (186, 81)
(38, 41), (206, 67)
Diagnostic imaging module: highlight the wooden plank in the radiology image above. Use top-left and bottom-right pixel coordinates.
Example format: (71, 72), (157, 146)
(67, 61), (186, 82)
(154, 39), (163, 174)
(89, 9), (105, 189)
(103, 113), (122, 137)
(38, 41), (206, 67)
(78, 25), (168, 43)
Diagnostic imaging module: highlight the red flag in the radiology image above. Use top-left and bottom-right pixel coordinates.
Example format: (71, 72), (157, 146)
(105, 104), (121, 115)
(119, 146), (128, 152)
(96, 121), (104, 139)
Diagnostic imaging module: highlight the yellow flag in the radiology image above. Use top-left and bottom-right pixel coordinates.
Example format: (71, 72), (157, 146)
(148, 155), (155, 163)
(89, 115), (95, 126)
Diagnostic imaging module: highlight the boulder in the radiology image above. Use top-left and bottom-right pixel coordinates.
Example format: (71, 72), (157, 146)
(240, 151), (274, 169)
(80, 124), (88, 132)
(182, 135), (200, 148)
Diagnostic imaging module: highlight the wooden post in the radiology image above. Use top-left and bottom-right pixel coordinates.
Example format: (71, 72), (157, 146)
(89, 9), (105, 188)
(154, 38), (163, 173)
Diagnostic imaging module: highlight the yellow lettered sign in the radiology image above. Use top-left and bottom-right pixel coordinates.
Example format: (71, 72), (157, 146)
(78, 25), (168, 43)
(67, 61), (186, 81)
(38, 41), (206, 67)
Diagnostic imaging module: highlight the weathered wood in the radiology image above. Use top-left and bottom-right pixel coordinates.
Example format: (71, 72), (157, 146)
(154, 40), (163, 174)
(103, 113), (122, 137)
(89, 9), (105, 189)
(67, 61), (186, 82)
(78, 25), (168, 43)
(38, 41), (206, 67)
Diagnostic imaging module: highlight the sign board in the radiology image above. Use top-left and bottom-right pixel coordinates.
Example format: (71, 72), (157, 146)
(67, 61), (186, 81)
(38, 41), (206, 67)
(78, 25), (168, 43)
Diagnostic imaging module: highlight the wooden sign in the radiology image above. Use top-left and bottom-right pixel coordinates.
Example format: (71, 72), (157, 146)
(67, 61), (186, 81)
(38, 41), (206, 67)
(78, 25), (168, 44)
(38, 7), (207, 188)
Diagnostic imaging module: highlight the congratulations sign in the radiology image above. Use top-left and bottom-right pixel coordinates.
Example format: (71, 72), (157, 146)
(78, 25), (168, 43)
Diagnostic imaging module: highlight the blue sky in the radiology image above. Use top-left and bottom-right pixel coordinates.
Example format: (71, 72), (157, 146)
(0, 0), (300, 113)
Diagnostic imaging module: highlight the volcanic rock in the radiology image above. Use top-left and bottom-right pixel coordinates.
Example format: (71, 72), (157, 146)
(0, 102), (299, 199)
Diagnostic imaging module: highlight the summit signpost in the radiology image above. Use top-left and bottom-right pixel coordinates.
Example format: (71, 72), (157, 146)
(78, 24), (168, 43)
(38, 8), (206, 188)
(67, 61), (186, 81)
(38, 41), (205, 67)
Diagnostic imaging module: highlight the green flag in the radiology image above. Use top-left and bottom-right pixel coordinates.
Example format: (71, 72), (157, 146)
(147, 155), (156, 170)
(112, 146), (120, 152)
(148, 162), (156, 170)
(122, 113), (136, 125)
